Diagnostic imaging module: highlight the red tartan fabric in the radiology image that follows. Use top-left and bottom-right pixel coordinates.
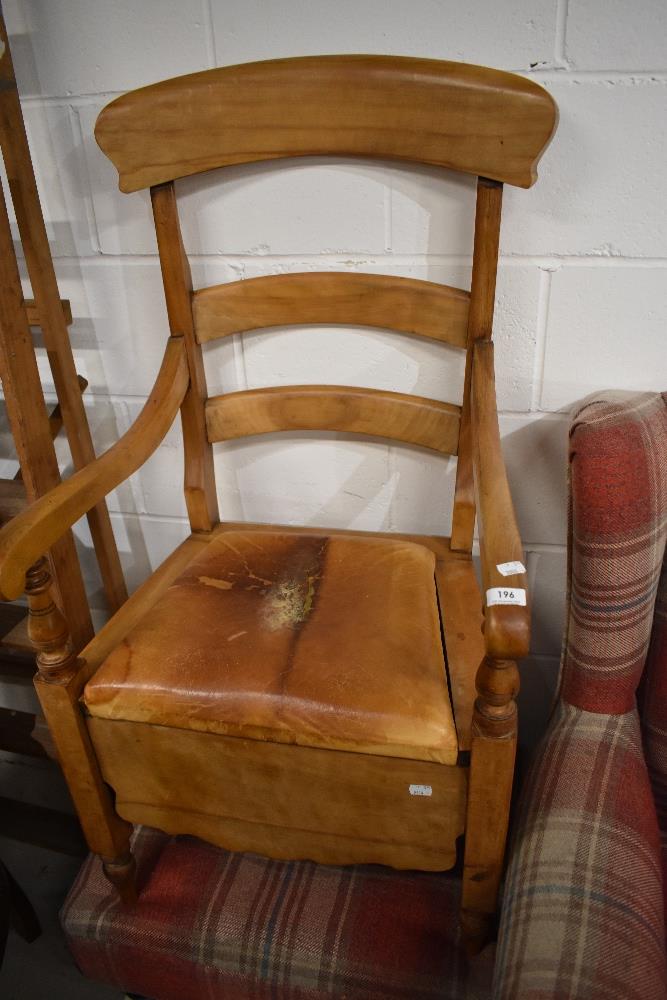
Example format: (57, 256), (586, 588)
(61, 827), (491, 1000)
(562, 392), (667, 713)
(640, 556), (667, 924)
(495, 702), (667, 1000)
(497, 392), (667, 999)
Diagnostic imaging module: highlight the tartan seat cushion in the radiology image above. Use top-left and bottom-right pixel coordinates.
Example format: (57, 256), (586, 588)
(61, 825), (493, 1000)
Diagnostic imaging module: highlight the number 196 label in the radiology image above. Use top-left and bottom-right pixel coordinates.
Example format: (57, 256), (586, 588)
(486, 587), (527, 607)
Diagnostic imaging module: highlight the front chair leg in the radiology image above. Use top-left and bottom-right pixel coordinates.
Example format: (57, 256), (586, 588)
(27, 558), (137, 902)
(461, 654), (519, 954)
(102, 852), (138, 903)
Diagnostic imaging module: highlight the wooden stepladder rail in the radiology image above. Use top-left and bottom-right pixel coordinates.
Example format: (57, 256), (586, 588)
(0, 14), (127, 650)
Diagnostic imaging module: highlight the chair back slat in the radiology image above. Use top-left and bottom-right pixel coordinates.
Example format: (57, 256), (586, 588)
(96, 55), (557, 193)
(206, 386), (461, 456)
(193, 273), (470, 347)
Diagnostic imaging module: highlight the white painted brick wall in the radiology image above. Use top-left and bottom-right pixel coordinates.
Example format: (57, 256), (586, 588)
(2, 0), (666, 718)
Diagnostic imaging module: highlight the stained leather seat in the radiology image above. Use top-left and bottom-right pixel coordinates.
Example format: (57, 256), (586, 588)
(83, 530), (458, 765)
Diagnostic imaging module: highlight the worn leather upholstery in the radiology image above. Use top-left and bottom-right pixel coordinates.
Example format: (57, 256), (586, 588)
(83, 531), (457, 764)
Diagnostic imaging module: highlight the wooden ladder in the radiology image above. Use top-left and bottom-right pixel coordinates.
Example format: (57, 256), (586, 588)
(0, 16), (126, 856)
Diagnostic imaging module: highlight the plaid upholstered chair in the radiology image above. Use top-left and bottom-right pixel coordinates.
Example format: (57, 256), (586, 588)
(59, 391), (667, 999)
(496, 391), (667, 999)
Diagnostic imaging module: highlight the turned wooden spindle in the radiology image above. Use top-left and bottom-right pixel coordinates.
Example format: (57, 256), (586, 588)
(473, 654), (520, 737)
(26, 557), (77, 682)
(461, 649), (520, 953)
(26, 556), (138, 903)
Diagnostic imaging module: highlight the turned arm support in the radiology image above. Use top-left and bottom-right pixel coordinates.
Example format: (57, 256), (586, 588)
(0, 337), (189, 602)
(471, 340), (530, 661)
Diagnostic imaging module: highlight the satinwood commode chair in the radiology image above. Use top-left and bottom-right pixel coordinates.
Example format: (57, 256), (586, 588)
(0, 57), (556, 950)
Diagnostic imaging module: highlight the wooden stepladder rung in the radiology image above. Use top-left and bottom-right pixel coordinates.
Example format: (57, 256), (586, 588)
(24, 298), (73, 328)
(0, 479), (28, 525)
(8, 373), (89, 486)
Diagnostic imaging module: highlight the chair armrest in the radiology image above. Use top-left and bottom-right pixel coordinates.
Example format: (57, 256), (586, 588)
(495, 703), (667, 998)
(0, 337), (189, 601)
(471, 340), (529, 660)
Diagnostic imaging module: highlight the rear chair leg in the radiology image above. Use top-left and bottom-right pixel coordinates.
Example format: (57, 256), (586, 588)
(461, 654), (519, 954)
(27, 558), (137, 903)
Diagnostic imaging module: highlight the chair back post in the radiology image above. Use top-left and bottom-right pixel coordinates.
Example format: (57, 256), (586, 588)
(150, 182), (219, 533)
(451, 177), (503, 552)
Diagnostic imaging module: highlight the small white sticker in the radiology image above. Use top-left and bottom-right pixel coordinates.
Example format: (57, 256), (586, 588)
(496, 561), (526, 577)
(409, 784), (433, 797)
(486, 587), (527, 607)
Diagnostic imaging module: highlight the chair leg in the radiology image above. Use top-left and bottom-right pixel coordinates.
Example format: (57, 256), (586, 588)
(102, 852), (138, 903)
(27, 558), (136, 902)
(461, 654), (519, 954)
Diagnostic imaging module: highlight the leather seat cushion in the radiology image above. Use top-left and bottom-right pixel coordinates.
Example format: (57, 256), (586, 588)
(83, 530), (458, 764)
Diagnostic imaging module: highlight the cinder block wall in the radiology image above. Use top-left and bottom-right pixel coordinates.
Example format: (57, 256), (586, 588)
(2, 0), (666, 735)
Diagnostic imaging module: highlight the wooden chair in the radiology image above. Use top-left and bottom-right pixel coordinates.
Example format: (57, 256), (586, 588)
(0, 56), (556, 950)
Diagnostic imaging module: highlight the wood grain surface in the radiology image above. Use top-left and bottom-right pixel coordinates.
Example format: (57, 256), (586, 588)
(89, 717), (467, 871)
(206, 385), (461, 454)
(95, 55), (557, 191)
(193, 272), (470, 347)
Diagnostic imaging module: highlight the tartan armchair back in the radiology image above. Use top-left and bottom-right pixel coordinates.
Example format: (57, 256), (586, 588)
(562, 392), (667, 714)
